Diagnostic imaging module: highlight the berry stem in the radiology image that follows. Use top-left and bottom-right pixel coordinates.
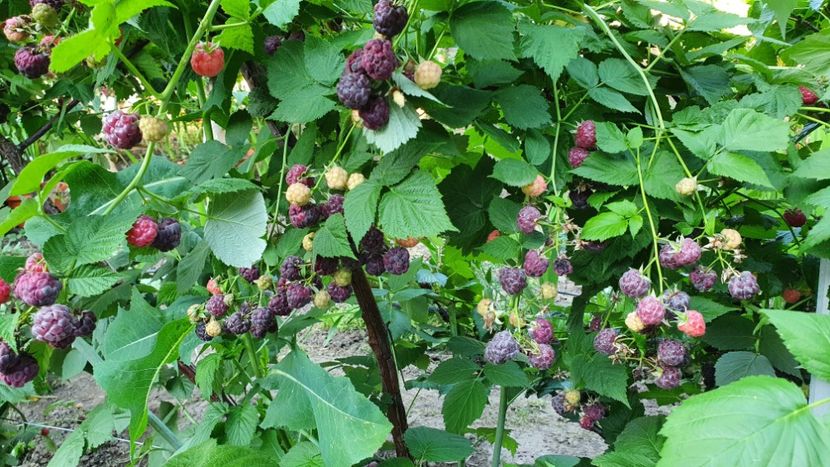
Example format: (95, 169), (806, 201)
(147, 411), (183, 450)
(112, 46), (160, 99)
(634, 149), (664, 293)
(268, 130), (291, 239)
(242, 333), (262, 379)
(549, 85), (561, 195)
(491, 385), (509, 467)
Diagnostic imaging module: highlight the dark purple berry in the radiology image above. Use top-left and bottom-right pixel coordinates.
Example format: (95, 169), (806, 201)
(373, 0), (408, 37)
(364, 255), (386, 276)
(662, 289), (690, 312)
(225, 310), (251, 335)
(523, 250), (549, 277)
(499, 267), (527, 295)
(322, 194), (345, 218)
(619, 269), (650, 298)
(593, 328), (618, 355)
(0, 342), (19, 373)
(359, 227), (387, 256)
(359, 96), (390, 130)
(530, 317), (553, 345)
(484, 330), (519, 364)
(264, 35), (282, 55)
(13, 272), (61, 306)
(14, 46), (50, 79)
(517, 205), (542, 234)
(286, 164), (310, 186)
(268, 291), (291, 316)
(345, 50), (365, 74)
(314, 256), (339, 276)
(250, 307), (277, 338)
(569, 186), (591, 210)
(195, 322), (213, 341)
(528, 343), (555, 370)
(206, 295), (229, 317)
(337, 72), (372, 109)
(690, 266), (717, 292)
(280, 256), (304, 281)
(553, 257), (573, 276)
(74, 311), (96, 337)
(655, 365), (681, 389)
(289, 203), (321, 228)
(239, 266), (260, 283)
(657, 339), (687, 367)
(286, 283), (312, 309)
(0, 353), (38, 388)
(360, 39), (397, 80)
(32, 304), (78, 348)
(383, 247), (410, 275)
(151, 218), (181, 252)
(551, 393), (568, 416)
(728, 271), (760, 300)
(327, 283), (353, 303)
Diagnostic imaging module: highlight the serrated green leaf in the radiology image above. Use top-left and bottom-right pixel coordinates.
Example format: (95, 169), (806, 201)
(467, 60), (524, 88)
(719, 108), (790, 153)
(495, 85), (552, 130)
(282, 441), (322, 467)
(205, 191), (267, 268)
(450, 1), (515, 61)
(185, 178), (259, 197)
(182, 141), (246, 184)
(11, 145), (107, 196)
(491, 159), (538, 187)
(263, 0), (302, 29)
(304, 37), (345, 86)
(570, 353), (630, 406)
(714, 351), (775, 386)
(792, 148), (830, 180)
(588, 86), (640, 113)
(221, 0), (249, 19)
(599, 58), (653, 96)
(226, 404), (259, 446)
(707, 151), (773, 188)
(430, 357), (479, 385)
(177, 241), (210, 294)
(442, 378), (488, 433)
(167, 439), (277, 467)
(566, 57), (599, 89)
(68, 265), (120, 297)
(405, 427), (474, 462)
(762, 309), (830, 380)
(270, 85), (336, 124)
(344, 180), (382, 244)
(378, 171), (456, 239)
(115, 0), (173, 23)
(50, 29), (106, 73)
(781, 30), (830, 76)
(572, 153), (639, 186)
(689, 296), (737, 322)
(679, 65), (731, 104)
(582, 212), (629, 241)
(195, 353), (221, 399)
(595, 122), (628, 154)
(525, 129), (550, 165)
(312, 214), (356, 259)
(217, 20), (254, 54)
(519, 24), (584, 82)
(483, 361), (528, 387)
(363, 103), (422, 154)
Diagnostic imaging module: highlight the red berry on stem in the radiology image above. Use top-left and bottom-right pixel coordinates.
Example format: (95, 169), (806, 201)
(799, 86), (819, 106)
(783, 208), (807, 227)
(191, 42), (225, 78)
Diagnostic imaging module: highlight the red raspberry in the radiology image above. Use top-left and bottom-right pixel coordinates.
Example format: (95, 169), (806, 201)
(574, 120), (596, 149)
(360, 39), (397, 80)
(799, 86), (819, 106)
(783, 208), (807, 227)
(13, 272), (61, 306)
(206, 278), (222, 296)
(487, 230), (501, 242)
(636, 295), (666, 326)
(677, 310), (706, 338)
(190, 42), (225, 78)
(0, 279), (10, 304)
(25, 252), (48, 273)
(359, 96), (390, 130)
(127, 215), (158, 247)
(782, 288), (801, 304)
(102, 111), (142, 149)
(568, 147), (590, 168)
(14, 46), (50, 79)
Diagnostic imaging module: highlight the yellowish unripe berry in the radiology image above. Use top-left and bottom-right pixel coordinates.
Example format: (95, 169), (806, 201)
(314, 290), (331, 309)
(522, 175), (547, 198)
(476, 298), (492, 317)
(625, 311), (646, 333)
(675, 177), (697, 196)
(138, 116), (170, 143)
(540, 283), (558, 300)
(302, 232), (315, 252)
(509, 311), (524, 328)
(187, 304), (202, 324)
(392, 89), (406, 107)
(223, 293), (234, 306)
(205, 318), (222, 337)
(334, 269), (352, 287)
(351, 109), (363, 126)
(286, 182), (312, 206)
(720, 228), (742, 250)
(347, 173), (365, 190)
(325, 166), (349, 190)
(483, 310), (497, 330)
(396, 237), (419, 248)
(254, 275), (272, 291)
(414, 61), (442, 90)
(564, 389), (581, 407)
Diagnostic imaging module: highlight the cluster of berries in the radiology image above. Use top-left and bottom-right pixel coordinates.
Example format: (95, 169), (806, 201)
(126, 215), (182, 252)
(3, 0), (65, 79)
(550, 389), (606, 432)
(102, 110), (169, 150)
(481, 316), (557, 370)
(0, 252), (96, 387)
(568, 120), (596, 168)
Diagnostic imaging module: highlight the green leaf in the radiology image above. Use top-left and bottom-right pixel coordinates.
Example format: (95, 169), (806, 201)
(488, 196), (521, 234)
(115, 0), (173, 23)
(689, 296), (736, 322)
(95, 319), (192, 441)
(0, 256), (24, 284)
(167, 439), (276, 467)
(270, 85), (336, 124)
(467, 60), (524, 88)
(405, 427), (474, 462)
(185, 178), (258, 198)
(281, 441), (322, 467)
(518, 24), (584, 83)
(762, 309), (830, 380)
(425, 85), (492, 128)
(626, 126), (644, 149)
(599, 58), (652, 96)
(525, 130), (551, 165)
(483, 361), (529, 387)
(707, 152), (773, 188)
(714, 351), (775, 386)
(494, 85), (552, 130)
(570, 353), (630, 406)
(263, 0), (302, 29)
(595, 122), (628, 154)
(312, 214), (356, 260)
(45, 209), (138, 272)
(644, 151), (684, 201)
(371, 137), (438, 187)
(101, 290), (163, 361)
(0, 198), (38, 237)
(588, 87), (640, 113)
(11, 145), (107, 196)
(595, 416), (664, 466)
(582, 212), (629, 241)
(450, 1), (515, 61)
(658, 376), (830, 466)
(491, 159), (538, 187)
(304, 37), (345, 86)
(781, 30), (830, 76)
(702, 315), (755, 351)
(679, 65), (731, 104)
(719, 108), (790, 153)
(378, 171), (456, 239)
(392, 72), (443, 103)
(51, 29), (106, 73)
(265, 350), (392, 467)
(739, 85), (802, 119)
(429, 357), (479, 385)
(439, 158), (501, 250)
(47, 428), (85, 467)
(478, 235), (521, 261)
(572, 153), (639, 186)
(177, 241), (211, 294)
(195, 353), (221, 399)
(217, 20), (254, 54)
(566, 57), (598, 89)
(226, 404), (259, 446)
(182, 141), (246, 184)
(344, 180), (382, 244)
(205, 191), (267, 268)
(363, 103), (422, 154)
(442, 378), (488, 433)
(68, 265), (120, 297)
(793, 149), (830, 180)
(221, 0), (249, 19)
(686, 1), (753, 32)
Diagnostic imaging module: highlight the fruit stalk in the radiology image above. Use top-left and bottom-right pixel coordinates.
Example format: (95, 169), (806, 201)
(491, 386), (508, 467)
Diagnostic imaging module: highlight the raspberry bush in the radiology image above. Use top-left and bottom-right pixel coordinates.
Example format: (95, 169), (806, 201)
(0, 0), (829, 465)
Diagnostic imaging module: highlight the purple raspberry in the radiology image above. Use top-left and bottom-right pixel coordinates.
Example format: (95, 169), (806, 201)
(327, 283), (353, 303)
(286, 283), (312, 309)
(655, 365), (681, 389)
(0, 353), (38, 388)
(657, 339), (687, 367)
(373, 0), (408, 37)
(74, 311), (96, 337)
(728, 271), (760, 300)
(14, 46), (50, 79)
(289, 203), (321, 228)
(484, 330), (520, 364)
(690, 266), (717, 292)
(659, 244), (679, 270)
(662, 289), (690, 312)
(569, 187), (591, 210)
(593, 328), (618, 355)
(583, 402), (606, 423)
(553, 257), (573, 276)
(636, 296), (666, 326)
(517, 205), (542, 234)
(551, 393), (568, 416)
(499, 268), (527, 295)
(0, 342), (19, 373)
(530, 317), (553, 345)
(102, 111), (142, 149)
(286, 164), (310, 186)
(529, 344), (555, 370)
(364, 255), (386, 276)
(32, 305), (78, 348)
(574, 120), (596, 149)
(568, 147), (590, 168)
(523, 250), (549, 278)
(359, 96), (390, 130)
(151, 218), (181, 252)
(337, 72), (372, 109)
(280, 256), (303, 281)
(264, 35), (282, 55)
(195, 322), (213, 341)
(360, 227), (387, 255)
(268, 291), (291, 316)
(322, 194), (345, 218)
(206, 295), (229, 317)
(13, 272), (61, 306)
(619, 269), (649, 298)
(250, 307), (278, 338)
(314, 256), (339, 276)
(239, 266), (260, 283)
(588, 314), (602, 332)
(674, 238), (701, 267)
(225, 310), (251, 335)
(345, 50), (365, 74)
(582, 241), (607, 252)
(360, 39), (397, 80)
(383, 247), (410, 275)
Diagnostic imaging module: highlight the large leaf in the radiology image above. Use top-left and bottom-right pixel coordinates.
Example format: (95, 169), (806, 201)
(581, 212), (629, 241)
(312, 214), (356, 259)
(762, 309), (830, 380)
(363, 103), (422, 154)
(714, 351), (775, 387)
(491, 159), (538, 187)
(11, 145), (108, 196)
(378, 171), (456, 239)
(719, 108), (790, 153)
(572, 153), (639, 186)
(263, 0), (301, 29)
(344, 179), (382, 244)
(594, 416), (664, 466)
(182, 141), (246, 184)
(658, 376), (830, 466)
(95, 319), (192, 441)
(263, 351), (392, 467)
(204, 191), (267, 268)
(442, 378), (488, 433)
(519, 24), (584, 82)
(405, 427), (474, 463)
(707, 152), (773, 188)
(570, 353), (630, 406)
(167, 439), (276, 467)
(494, 85), (552, 129)
(781, 30), (830, 76)
(449, 1), (515, 61)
